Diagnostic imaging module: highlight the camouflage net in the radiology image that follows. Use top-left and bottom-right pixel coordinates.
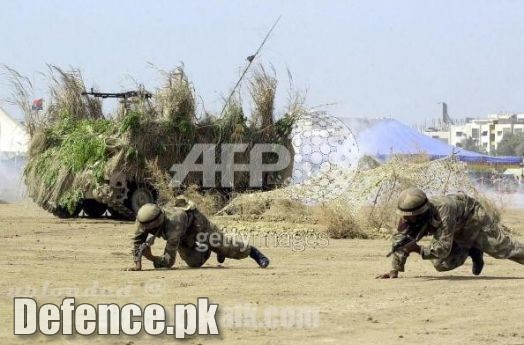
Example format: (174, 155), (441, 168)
(219, 156), (499, 238)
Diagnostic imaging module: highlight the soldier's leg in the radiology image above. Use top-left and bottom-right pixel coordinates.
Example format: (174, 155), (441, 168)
(184, 209), (269, 267)
(191, 210), (251, 260)
(432, 242), (470, 272)
(203, 221), (270, 267)
(475, 223), (524, 264)
(177, 243), (211, 268)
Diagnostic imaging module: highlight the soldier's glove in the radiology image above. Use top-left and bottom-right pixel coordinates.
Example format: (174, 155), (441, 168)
(153, 256), (167, 268)
(124, 266), (141, 271)
(375, 270), (399, 279)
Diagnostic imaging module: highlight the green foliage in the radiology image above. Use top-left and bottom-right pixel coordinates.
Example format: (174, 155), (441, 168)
(56, 119), (112, 180)
(30, 148), (59, 187)
(163, 118), (196, 147)
(126, 146), (138, 160)
(216, 99), (247, 142)
(120, 110), (141, 133)
(156, 142), (167, 154)
(274, 115), (296, 141)
(58, 189), (83, 215)
(249, 65), (277, 129)
(26, 118), (113, 192)
(175, 119), (195, 136)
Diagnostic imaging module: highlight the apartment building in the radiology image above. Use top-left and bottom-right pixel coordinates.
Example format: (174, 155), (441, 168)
(424, 113), (524, 154)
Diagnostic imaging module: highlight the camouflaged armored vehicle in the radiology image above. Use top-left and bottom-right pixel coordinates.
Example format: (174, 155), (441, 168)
(22, 67), (295, 219)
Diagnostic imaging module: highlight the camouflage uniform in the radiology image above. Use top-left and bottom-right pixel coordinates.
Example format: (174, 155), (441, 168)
(133, 200), (251, 268)
(392, 193), (524, 272)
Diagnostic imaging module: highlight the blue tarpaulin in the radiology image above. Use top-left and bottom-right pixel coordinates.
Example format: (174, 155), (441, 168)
(356, 119), (522, 164)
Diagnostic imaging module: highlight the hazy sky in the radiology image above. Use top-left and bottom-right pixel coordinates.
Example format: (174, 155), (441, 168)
(1, 0), (524, 124)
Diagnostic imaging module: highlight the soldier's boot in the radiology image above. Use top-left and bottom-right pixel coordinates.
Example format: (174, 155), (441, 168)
(249, 247), (270, 268)
(217, 253), (226, 264)
(469, 247), (484, 276)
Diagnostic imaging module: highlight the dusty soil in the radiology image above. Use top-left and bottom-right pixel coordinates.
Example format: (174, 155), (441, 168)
(1, 201), (524, 345)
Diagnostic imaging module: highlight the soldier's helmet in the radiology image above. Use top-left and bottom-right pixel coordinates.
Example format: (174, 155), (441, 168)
(136, 203), (165, 230)
(396, 187), (429, 216)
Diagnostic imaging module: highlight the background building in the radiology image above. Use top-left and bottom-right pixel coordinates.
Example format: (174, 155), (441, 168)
(423, 105), (524, 154)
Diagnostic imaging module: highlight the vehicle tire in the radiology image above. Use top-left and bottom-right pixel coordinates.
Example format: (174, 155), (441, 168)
(51, 202), (82, 218)
(82, 199), (107, 218)
(125, 183), (158, 214)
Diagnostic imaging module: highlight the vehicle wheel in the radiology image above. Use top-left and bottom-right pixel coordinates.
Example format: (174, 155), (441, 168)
(51, 202), (82, 218)
(82, 199), (107, 218)
(125, 183), (158, 214)
(107, 207), (134, 221)
(52, 206), (71, 219)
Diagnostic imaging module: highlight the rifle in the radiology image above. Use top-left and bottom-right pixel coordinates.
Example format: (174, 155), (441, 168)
(82, 88), (152, 99)
(386, 224), (427, 257)
(134, 233), (155, 266)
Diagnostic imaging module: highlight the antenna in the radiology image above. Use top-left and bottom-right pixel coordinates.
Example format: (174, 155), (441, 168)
(219, 16), (281, 118)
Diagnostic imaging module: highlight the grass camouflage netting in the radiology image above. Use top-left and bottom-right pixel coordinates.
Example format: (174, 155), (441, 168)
(10, 65), (302, 216)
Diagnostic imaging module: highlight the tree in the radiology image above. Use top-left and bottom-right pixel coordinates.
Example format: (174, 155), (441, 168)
(516, 142), (524, 156)
(496, 133), (524, 156)
(462, 137), (487, 154)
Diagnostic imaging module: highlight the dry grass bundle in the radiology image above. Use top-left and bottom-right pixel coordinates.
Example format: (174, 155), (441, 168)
(357, 155), (381, 171)
(320, 203), (369, 239)
(3, 66), (41, 136)
(155, 66), (196, 125)
(145, 159), (174, 205)
(285, 69), (308, 120)
(145, 159), (225, 215)
(47, 65), (103, 122)
(180, 185), (225, 216)
(249, 65), (277, 131)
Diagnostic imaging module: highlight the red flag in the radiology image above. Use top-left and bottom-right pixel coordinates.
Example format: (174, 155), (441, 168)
(32, 98), (43, 111)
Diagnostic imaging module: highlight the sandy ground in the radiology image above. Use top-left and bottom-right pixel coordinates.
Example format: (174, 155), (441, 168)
(1, 201), (524, 345)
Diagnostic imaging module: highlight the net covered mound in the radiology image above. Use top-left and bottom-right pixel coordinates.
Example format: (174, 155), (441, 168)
(217, 156), (500, 239)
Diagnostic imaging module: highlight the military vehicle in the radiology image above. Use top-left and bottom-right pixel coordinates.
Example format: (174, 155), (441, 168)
(22, 67), (295, 220)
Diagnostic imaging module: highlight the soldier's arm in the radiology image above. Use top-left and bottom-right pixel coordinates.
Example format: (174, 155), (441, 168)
(391, 233), (410, 272)
(420, 207), (455, 260)
(378, 221), (408, 278)
(130, 225), (151, 271)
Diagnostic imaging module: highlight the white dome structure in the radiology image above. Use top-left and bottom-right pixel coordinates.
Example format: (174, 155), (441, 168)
(287, 112), (359, 203)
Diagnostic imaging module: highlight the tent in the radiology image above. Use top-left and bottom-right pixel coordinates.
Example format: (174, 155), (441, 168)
(354, 118), (522, 164)
(0, 107), (28, 201)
